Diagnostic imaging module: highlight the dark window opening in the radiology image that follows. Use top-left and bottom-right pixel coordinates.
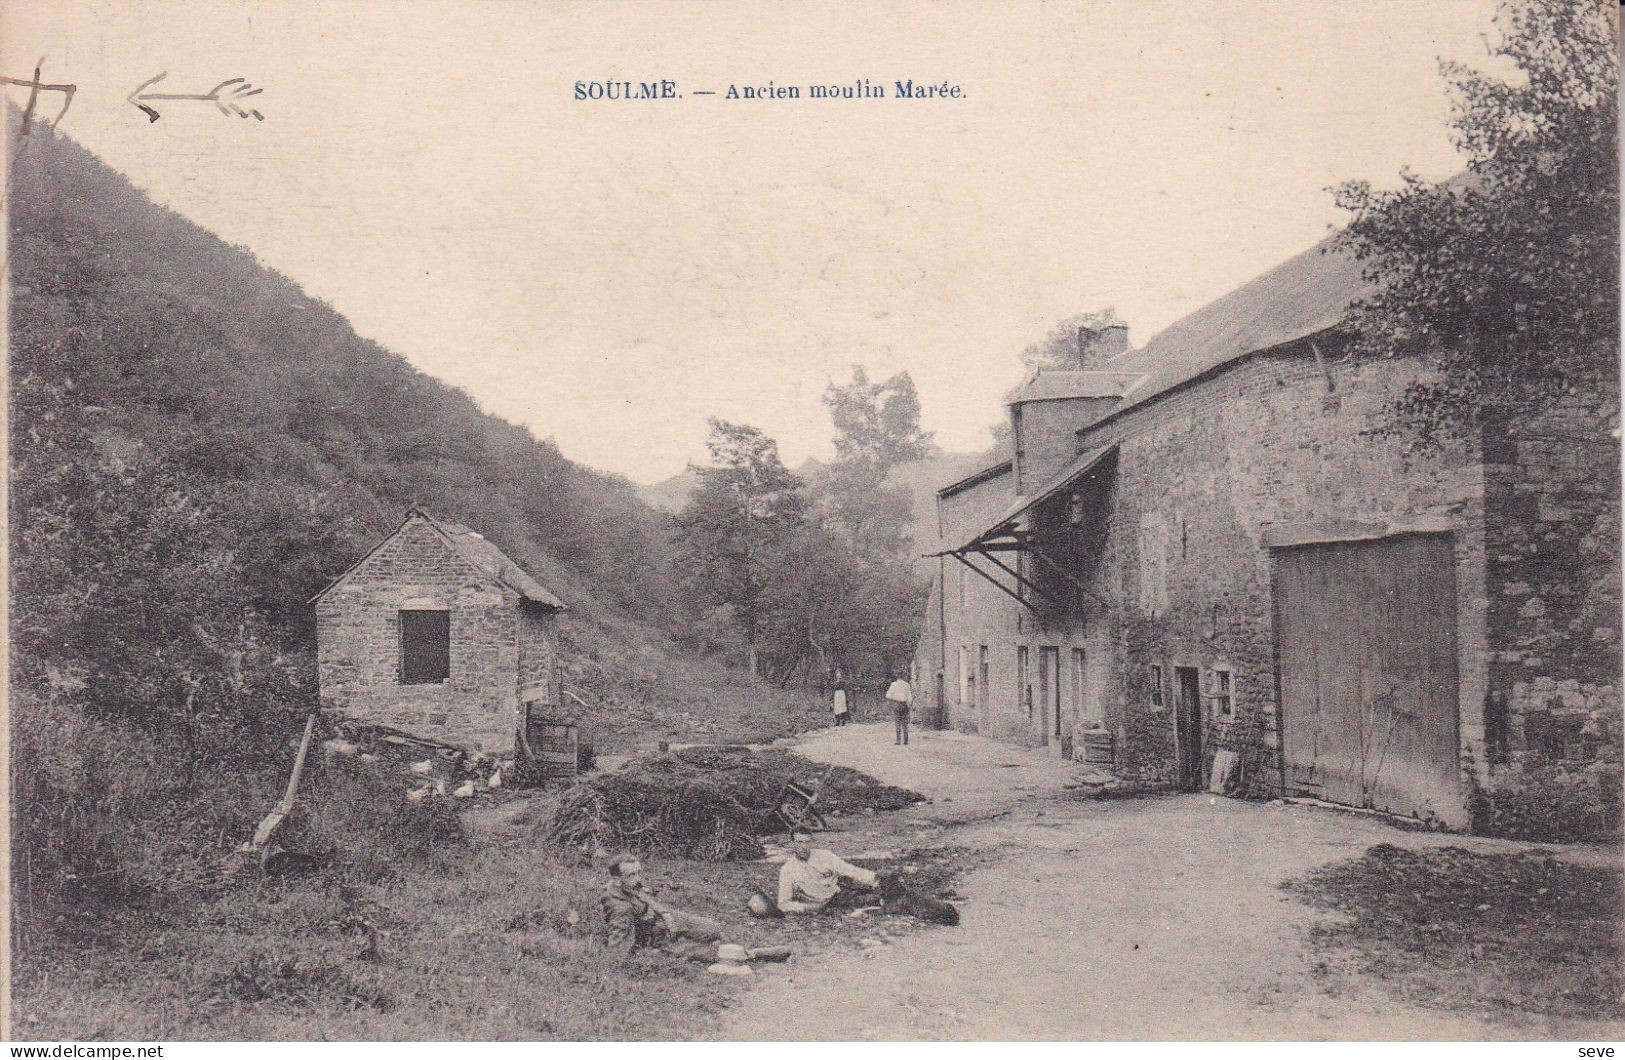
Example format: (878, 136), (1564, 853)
(1212, 667), (1234, 718)
(400, 609), (450, 684)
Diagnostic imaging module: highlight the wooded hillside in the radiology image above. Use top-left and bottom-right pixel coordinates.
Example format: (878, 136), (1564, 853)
(7, 118), (825, 915)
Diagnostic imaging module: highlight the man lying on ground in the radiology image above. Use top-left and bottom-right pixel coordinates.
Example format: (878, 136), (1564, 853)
(773, 839), (879, 914)
(601, 853), (790, 962)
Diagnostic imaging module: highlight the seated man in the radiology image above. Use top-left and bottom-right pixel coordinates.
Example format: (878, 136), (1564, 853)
(775, 840), (879, 914)
(601, 853), (789, 963)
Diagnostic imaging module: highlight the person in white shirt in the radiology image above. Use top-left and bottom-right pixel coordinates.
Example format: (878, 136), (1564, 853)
(831, 680), (850, 727)
(776, 840), (878, 913)
(884, 674), (913, 745)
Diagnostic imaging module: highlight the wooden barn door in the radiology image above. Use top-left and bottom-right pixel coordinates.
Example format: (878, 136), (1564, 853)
(1273, 534), (1460, 820)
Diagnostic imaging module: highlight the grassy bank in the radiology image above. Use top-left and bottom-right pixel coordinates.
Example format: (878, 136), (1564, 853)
(13, 734), (963, 1040)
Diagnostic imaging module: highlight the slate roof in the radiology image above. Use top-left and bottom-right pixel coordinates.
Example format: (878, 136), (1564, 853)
(938, 459), (1014, 500)
(927, 235), (1372, 543)
(309, 509), (566, 609)
(1103, 236), (1372, 411)
(1005, 369), (1142, 404)
(434, 519), (566, 609)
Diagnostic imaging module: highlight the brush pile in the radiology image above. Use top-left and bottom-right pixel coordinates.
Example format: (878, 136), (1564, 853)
(546, 745), (923, 861)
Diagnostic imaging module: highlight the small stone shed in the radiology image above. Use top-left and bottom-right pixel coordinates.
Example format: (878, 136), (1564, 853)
(312, 508), (566, 755)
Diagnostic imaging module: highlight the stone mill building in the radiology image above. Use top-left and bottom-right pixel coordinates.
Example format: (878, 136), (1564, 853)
(312, 508), (566, 755)
(913, 237), (1621, 834)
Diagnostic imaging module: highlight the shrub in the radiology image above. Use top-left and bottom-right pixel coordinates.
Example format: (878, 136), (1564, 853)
(1471, 762), (1621, 842)
(11, 693), (262, 912)
(288, 756), (465, 882)
(11, 690), (466, 957)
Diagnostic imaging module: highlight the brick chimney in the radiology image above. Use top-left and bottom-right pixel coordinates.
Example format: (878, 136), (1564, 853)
(1076, 323), (1129, 368)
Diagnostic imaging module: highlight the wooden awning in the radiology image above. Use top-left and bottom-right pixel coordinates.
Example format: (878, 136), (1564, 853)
(930, 444), (1117, 556)
(927, 444), (1117, 613)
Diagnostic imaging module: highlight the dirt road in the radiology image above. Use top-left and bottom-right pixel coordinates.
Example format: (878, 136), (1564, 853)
(720, 723), (1623, 1041)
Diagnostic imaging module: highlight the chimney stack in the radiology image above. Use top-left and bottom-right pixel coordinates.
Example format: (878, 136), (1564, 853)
(1076, 323), (1129, 368)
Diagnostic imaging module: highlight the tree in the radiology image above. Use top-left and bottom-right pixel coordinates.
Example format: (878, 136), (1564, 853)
(674, 419), (807, 675)
(1329, 0), (1617, 442)
(1020, 307), (1125, 370)
(823, 366), (934, 470)
(819, 367), (934, 555)
(753, 521), (927, 687)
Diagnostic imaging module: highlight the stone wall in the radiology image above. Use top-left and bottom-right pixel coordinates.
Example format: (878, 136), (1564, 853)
(929, 342), (1489, 818)
(934, 437), (1115, 753)
(912, 568), (948, 725)
(935, 466), (1050, 742)
(1479, 387), (1622, 836)
(315, 517), (553, 755)
(1073, 345), (1484, 821)
(920, 340), (1620, 832)
(1012, 396), (1121, 492)
(517, 605), (558, 699)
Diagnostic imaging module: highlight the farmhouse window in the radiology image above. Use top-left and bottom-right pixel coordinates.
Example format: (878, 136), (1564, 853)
(1210, 666), (1235, 718)
(1149, 664), (1166, 711)
(400, 609), (451, 684)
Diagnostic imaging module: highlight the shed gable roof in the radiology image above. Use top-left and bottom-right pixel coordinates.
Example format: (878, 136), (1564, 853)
(933, 444), (1117, 555)
(1006, 369), (1141, 404)
(309, 509), (566, 609)
(434, 519), (566, 608)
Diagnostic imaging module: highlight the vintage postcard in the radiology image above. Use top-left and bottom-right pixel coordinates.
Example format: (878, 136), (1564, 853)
(3, 0), (1619, 1045)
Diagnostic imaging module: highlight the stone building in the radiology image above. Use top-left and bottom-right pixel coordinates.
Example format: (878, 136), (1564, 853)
(915, 239), (1621, 833)
(313, 508), (566, 755)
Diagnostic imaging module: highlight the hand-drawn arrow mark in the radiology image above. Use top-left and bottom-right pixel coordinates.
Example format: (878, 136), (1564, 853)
(127, 72), (265, 123)
(2, 56), (77, 138)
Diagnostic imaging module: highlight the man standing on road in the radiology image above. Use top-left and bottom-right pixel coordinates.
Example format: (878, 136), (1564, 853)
(885, 673), (913, 745)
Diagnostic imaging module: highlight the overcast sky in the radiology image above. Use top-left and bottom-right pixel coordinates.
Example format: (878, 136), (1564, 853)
(5, 0), (1501, 482)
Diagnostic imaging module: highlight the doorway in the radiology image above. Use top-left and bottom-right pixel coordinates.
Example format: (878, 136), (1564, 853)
(1017, 646), (1031, 721)
(1039, 646), (1061, 747)
(978, 646), (990, 731)
(1174, 665), (1203, 790)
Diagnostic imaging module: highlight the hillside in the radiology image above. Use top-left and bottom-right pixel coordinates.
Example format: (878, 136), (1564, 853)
(8, 117), (841, 934)
(638, 467), (704, 513)
(7, 118), (832, 749)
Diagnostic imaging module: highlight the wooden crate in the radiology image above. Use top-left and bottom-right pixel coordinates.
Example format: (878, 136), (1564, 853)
(522, 711), (578, 785)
